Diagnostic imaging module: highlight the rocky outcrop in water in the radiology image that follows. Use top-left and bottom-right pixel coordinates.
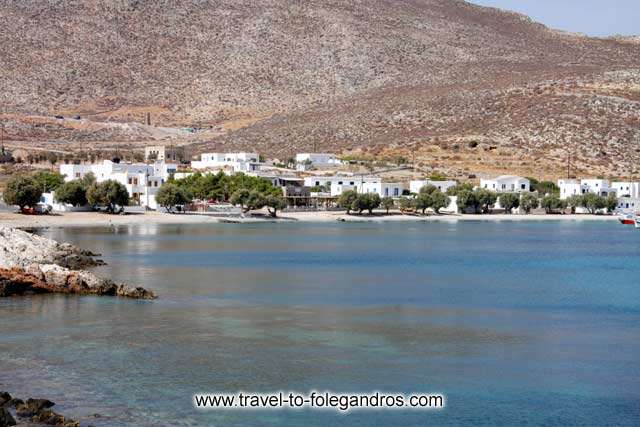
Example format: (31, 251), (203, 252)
(0, 391), (78, 427)
(0, 227), (155, 299)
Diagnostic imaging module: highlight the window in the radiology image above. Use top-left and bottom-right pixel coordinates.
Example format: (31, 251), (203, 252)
(394, 188), (399, 196)
(521, 184), (526, 190)
(154, 181), (158, 187)
(338, 181), (343, 185)
(75, 172), (81, 178)
(128, 177), (132, 184)
(385, 188), (389, 196)
(350, 182), (355, 185)
(148, 181), (152, 187)
(134, 178), (138, 185)
(315, 181), (320, 186)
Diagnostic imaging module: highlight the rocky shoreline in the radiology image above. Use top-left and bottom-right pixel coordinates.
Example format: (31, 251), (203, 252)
(0, 227), (155, 299)
(1, 391), (79, 427)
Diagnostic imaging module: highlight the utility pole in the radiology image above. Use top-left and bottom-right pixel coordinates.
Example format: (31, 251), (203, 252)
(0, 123), (5, 156)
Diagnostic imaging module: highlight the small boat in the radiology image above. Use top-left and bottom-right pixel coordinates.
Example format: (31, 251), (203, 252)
(619, 214), (635, 225)
(635, 218), (640, 229)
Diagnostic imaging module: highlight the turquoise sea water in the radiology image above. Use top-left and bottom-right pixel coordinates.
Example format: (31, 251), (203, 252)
(1, 221), (640, 426)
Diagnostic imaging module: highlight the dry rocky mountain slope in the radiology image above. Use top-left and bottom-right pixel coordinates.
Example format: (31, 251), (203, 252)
(1, 0), (639, 178)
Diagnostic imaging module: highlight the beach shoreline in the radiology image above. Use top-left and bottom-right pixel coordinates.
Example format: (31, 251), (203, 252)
(0, 210), (619, 228)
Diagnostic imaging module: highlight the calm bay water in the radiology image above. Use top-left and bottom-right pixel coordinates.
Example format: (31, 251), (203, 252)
(2, 221), (640, 426)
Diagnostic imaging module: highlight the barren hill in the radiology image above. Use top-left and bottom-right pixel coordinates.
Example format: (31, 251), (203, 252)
(1, 0), (639, 178)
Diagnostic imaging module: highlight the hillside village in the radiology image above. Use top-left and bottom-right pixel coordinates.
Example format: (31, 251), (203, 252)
(3, 144), (637, 219)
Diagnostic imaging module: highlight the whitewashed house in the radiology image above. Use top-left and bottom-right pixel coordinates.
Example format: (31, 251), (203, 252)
(303, 175), (385, 197)
(616, 197), (640, 213)
(409, 180), (457, 194)
(611, 182), (640, 198)
(558, 179), (582, 199)
(558, 178), (616, 200)
(362, 181), (406, 198)
(480, 176), (530, 193)
(191, 152), (261, 172)
(60, 160), (177, 210)
(295, 153), (342, 171)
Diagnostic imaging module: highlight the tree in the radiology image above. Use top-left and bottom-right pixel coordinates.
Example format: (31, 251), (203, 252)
(415, 192), (432, 214)
(565, 195), (582, 214)
(81, 172), (96, 187)
(156, 183), (192, 213)
(540, 194), (565, 214)
(338, 190), (358, 214)
(265, 195), (287, 217)
(476, 189), (497, 213)
(581, 193), (606, 214)
(55, 180), (88, 207)
(32, 170), (65, 192)
(457, 189), (479, 213)
(499, 193), (520, 214)
(520, 193), (539, 214)
(399, 197), (416, 213)
(431, 191), (450, 214)
(446, 182), (474, 196)
(87, 180), (129, 213)
(365, 193), (381, 214)
(230, 188), (251, 212)
(3, 176), (42, 211)
(381, 197), (395, 214)
(528, 178), (560, 196)
(604, 193), (618, 213)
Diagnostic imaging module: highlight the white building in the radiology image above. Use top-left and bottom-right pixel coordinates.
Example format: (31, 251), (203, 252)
(558, 179), (582, 199)
(616, 197), (640, 213)
(60, 160), (177, 210)
(558, 178), (616, 200)
(295, 153), (342, 171)
(611, 182), (640, 198)
(362, 181), (406, 198)
(480, 175), (530, 193)
(409, 180), (457, 194)
(303, 175), (388, 197)
(191, 152), (261, 173)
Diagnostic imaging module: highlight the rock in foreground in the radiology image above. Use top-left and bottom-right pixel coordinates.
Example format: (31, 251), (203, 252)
(0, 391), (78, 427)
(0, 227), (155, 299)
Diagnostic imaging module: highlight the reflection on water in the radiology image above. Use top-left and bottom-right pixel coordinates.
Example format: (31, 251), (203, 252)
(1, 222), (640, 426)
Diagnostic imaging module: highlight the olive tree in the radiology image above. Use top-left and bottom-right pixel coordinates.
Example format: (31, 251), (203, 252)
(398, 197), (416, 213)
(55, 180), (88, 207)
(540, 194), (566, 214)
(381, 197), (395, 214)
(604, 193), (618, 213)
(457, 189), (479, 214)
(565, 195), (583, 214)
(476, 189), (497, 214)
(499, 193), (520, 214)
(264, 195), (287, 217)
(3, 176), (42, 211)
(581, 193), (606, 214)
(415, 192), (432, 214)
(87, 180), (129, 213)
(338, 190), (358, 214)
(431, 191), (450, 214)
(519, 193), (539, 214)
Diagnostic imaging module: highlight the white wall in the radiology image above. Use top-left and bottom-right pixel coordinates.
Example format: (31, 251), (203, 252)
(409, 180), (457, 194)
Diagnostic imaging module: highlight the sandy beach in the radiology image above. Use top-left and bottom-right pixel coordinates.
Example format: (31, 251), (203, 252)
(0, 210), (619, 228)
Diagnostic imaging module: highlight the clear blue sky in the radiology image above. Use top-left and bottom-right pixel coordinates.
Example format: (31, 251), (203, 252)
(469, 0), (639, 37)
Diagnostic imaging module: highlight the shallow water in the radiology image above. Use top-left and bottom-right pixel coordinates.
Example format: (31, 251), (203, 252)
(2, 221), (640, 426)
